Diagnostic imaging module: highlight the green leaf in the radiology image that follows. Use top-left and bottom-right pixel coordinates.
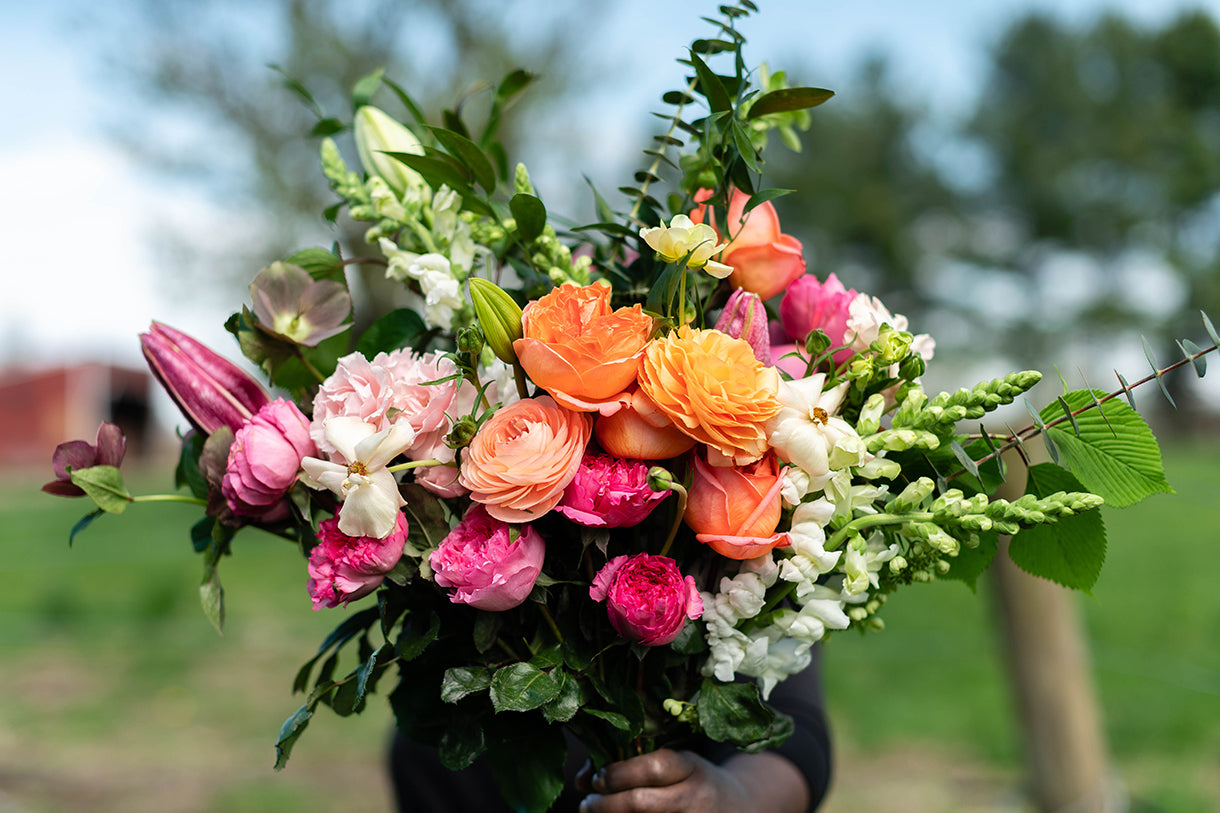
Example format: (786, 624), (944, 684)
(487, 720), (566, 813)
(489, 663), (561, 713)
(1008, 463), (1106, 592)
(381, 76), (428, 129)
(1040, 390), (1173, 508)
(356, 308), (427, 356)
(584, 708), (633, 731)
(441, 666), (493, 704)
(273, 704), (313, 770)
(68, 465), (131, 514)
(438, 715), (486, 770)
(689, 51), (732, 113)
(426, 126), (497, 193)
(68, 508), (105, 546)
(747, 87), (835, 119)
(384, 150), (471, 192)
(285, 248), (346, 284)
(175, 431), (209, 498)
(944, 530), (999, 590)
(351, 67), (385, 111)
(697, 679), (777, 745)
(510, 193), (547, 242)
(269, 64), (323, 118)
(310, 118), (345, 137)
(542, 671), (583, 724)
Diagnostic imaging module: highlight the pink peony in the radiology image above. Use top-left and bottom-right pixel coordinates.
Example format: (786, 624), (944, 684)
(222, 398), (316, 520)
(307, 511), (409, 609)
(555, 452), (670, 528)
(311, 349), (458, 460)
(430, 504), (545, 611)
(590, 553), (703, 646)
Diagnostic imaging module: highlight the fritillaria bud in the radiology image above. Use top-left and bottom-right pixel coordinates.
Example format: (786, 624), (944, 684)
(468, 278), (523, 364)
(140, 322), (271, 435)
(804, 328), (832, 358)
(714, 288), (771, 364)
(353, 105), (426, 199)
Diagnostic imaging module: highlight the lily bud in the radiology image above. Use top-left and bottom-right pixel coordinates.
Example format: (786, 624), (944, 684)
(468, 278), (523, 364)
(714, 288), (771, 364)
(353, 105), (426, 199)
(140, 321), (270, 435)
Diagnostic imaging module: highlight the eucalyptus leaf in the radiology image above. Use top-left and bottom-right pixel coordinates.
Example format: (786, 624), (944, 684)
(510, 193), (547, 242)
(747, 87), (835, 119)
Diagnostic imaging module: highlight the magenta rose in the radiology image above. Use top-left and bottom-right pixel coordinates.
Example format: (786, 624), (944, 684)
(774, 273), (858, 376)
(307, 512), (409, 610)
(589, 553), (703, 646)
(222, 398), (316, 521)
(555, 452), (669, 528)
(430, 504), (545, 611)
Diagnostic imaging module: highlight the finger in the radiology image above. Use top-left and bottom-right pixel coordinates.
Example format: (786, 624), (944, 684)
(574, 759), (594, 794)
(592, 749), (696, 794)
(579, 785), (678, 813)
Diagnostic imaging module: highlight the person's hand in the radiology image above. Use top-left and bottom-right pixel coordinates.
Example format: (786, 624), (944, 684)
(577, 748), (808, 813)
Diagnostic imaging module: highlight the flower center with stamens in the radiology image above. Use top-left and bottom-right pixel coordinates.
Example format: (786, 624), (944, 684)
(810, 407), (829, 425)
(347, 461), (369, 476)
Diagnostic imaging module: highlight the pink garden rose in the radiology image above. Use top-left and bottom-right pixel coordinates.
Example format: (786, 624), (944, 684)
(311, 349), (458, 460)
(430, 504), (545, 611)
(555, 452), (670, 528)
(222, 398), (316, 520)
(307, 511), (409, 609)
(590, 553), (703, 646)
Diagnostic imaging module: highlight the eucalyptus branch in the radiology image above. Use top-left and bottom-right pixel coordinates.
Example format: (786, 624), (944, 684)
(627, 75), (700, 226)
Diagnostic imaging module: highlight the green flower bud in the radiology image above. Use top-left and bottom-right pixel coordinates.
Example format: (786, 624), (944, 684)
(804, 328), (832, 358)
(354, 106), (426, 199)
(888, 556), (908, 573)
(871, 326), (913, 365)
(514, 162), (535, 195)
(456, 325), (484, 356)
(647, 466), (676, 493)
(445, 415), (481, 450)
(889, 477), (935, 513)
(898, 353), (926, 381)
(856, 394), (886, 436)
(468, 278), (524, 364)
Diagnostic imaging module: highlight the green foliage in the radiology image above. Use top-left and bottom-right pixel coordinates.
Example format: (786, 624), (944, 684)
(696, 679), (789, 747)
(355, 308), (427, 357)
(1007, 464), (1108, 591)
(69, 466), (132, 514)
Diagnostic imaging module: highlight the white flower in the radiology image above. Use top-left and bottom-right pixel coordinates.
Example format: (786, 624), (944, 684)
(842, 533), (899, 596)
(766, 374), (864, 492)
(301, 417), (415, 539)
(419, 267), (463, 327)
(639, 214), (731, 277)
(847, 293), (934, 362)
(773, 586), (850, 645)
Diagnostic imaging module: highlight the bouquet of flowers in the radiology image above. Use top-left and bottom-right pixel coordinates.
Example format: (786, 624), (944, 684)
(44, 4), (1216, 811)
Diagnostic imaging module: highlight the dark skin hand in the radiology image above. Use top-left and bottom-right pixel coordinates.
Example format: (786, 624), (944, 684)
(576, 748), (809, 813)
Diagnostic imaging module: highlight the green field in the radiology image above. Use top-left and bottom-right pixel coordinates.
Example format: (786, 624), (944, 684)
(3, 441), (1218, 812)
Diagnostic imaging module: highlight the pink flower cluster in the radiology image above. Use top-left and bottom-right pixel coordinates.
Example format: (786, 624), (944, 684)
(223, 398), (316, 521)
(430, 504), (545, 611)
(307, 512), (409, 609)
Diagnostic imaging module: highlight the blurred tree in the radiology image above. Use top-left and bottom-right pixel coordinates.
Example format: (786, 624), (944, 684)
(95, 0), (595, 298)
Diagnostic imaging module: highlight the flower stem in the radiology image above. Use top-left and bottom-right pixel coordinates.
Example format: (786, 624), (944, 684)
(386, 458), (447, 474)
(131, 494), (208, 506)
(658, 482), (689, 558)
(513, 362), (529, 401)
(539, 605), (564, 645)
(824, 512), (934, 551)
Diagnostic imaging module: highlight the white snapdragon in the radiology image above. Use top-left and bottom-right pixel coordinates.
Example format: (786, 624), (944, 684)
(847, 293), (935, 361)
(841, 532), (900, 596)
(772, 586), (851, 646)
(379, 239), (465, 329)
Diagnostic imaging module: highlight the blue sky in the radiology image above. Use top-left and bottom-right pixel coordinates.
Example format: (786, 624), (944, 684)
(3, 0), (1218, 372)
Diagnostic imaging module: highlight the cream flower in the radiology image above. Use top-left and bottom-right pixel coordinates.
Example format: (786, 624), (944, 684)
(639, 214), (732, 277)
(301, 417), (415, 539)
(766, 373), (865, 492)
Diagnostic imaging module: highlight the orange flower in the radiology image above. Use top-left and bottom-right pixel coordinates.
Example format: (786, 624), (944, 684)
(459, 396), (592, 523)
(594, 385), (697, 460)
(684, 451), (790, 560)
(637, 326), (780, 466)
(513, 282), (654, 415)
(691, 188), (806, 300)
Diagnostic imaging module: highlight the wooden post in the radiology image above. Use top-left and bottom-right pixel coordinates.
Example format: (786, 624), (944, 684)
(990, 454), (1113, 812)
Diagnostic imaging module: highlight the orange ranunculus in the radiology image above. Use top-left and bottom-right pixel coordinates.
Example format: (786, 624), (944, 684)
(513, 282), (654, 415)
(458, 396), (592, 523)
(684, 450), (790, 560)
(691, 188), (806, 300)
(594, 385), (697, 460)
(637, 326), (780, 467)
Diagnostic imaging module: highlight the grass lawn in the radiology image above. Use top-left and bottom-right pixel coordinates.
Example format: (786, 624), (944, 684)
(2, 440), (1217, 812)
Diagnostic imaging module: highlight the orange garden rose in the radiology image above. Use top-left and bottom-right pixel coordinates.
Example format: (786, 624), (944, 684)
(684, 451), (790, 560)
(513, 282), (654, 415)
(691, 188), (806, 300)
(458, 396), (592, 523)
(594, 386), (697, 460)
(637, 326), (781, 466)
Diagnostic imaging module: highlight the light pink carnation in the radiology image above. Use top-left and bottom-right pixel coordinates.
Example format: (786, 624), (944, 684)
(555, 453), (669, 528)
(311, 349), (458, 460)
(590, 553), (703, 646)
(222, 398), (316, 520)
(307, 511), (409, 609)
(430, 504), (545, 611)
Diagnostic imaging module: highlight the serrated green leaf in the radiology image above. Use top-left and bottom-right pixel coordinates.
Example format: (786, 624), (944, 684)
(697, 679), (776, 744)
(68, 466), (131, 514)
(489, 663), (561, 713)
(68, 508), (105, 546)
(1040, 390), (1173, 507)
(441, 666), (493, 704)
(273, 704), (313, 770)
(510, 193), (547, 242)
(747, 87), (834, 119)
(356, 308), (427, 356)
(1007, 463), (1106, 592)
(427, 126), (496, 193)
(438, 716), (486, 770)
(542, 672), (583, 724)
(285, 248), (346, 283)
(944, 530), (999, 590)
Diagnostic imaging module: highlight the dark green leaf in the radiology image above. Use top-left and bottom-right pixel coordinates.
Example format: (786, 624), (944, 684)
(944, 530), (999, 590)
(661, 91), (694, 106)
(273, 704), (313, 770)
(487, 720), (565, 813)
(1008, 463), (1106, 592)
(494, 69), (534, 106)
(584, 708), (633, 731)
(292, 607), (380, 693)
(489, 663), (561, 713)
(69, 466), (131, 514)
(472, 611), (502, 654)
(510, 193), (547, 242)
(747, 87), (835, 119)
(175, 430), (209, 498)
(356, 308), (427, 356)
(438, 716), (486, 770)
(691, 38), (736, 54)
(397, 612), (440, 662)
(190, 516), (214, 554)
(742, 188), (794, 213)
(949, 440), (980, 481)
(285, 248), (346, 283)
(697, 679), (776, 744)
(441, 666), (493, 704)
(426, 126), (497, 193)
(542, 671), (583, 724)
(68, 508), (105, 546)
(310, 118), (346, 137)
(689, 52), (732, 113)
(384, 151), (471, 192)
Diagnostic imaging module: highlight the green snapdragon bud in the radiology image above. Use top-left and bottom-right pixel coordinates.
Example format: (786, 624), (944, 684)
(468, 278), (524, 364)
(889, 477), (935, 513)
(354, 106), (426, 199)
(871, 326), (913, 364)
(898, 354), (926, 381)
(804, 328), (832, 358)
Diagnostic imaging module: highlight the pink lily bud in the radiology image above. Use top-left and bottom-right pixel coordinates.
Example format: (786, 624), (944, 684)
(140, 321), (271, 435)
(714, 288), (772, 365)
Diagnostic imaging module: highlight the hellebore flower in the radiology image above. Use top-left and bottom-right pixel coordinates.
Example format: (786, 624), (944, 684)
(42, 422), (126, 496)
(249, 262), (351, 346)
(140, 321), (270, 435)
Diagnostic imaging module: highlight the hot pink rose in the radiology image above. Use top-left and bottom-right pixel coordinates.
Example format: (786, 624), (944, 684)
(430, 504), (545, 611)
(691, 188), (806, 300)
(774, 273), (859, 376)
(311, 349), (457, 460)
(590, 553), (703, 646)
(307, 511), (408, 609)
(222, 398), (316, 520)
(555, 452), (670, 528)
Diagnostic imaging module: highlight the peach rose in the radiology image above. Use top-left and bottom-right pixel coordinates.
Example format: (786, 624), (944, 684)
(684, 451), (790, 560)
(691, 188), (806, 300)
(637, 326), (780, 466)
(593, 385), (697, 460)
(513, 282), (654, 415)
(458, 396), (592, 523)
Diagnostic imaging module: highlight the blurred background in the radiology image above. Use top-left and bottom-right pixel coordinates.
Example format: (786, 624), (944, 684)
(3, 0), (1219, 810)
